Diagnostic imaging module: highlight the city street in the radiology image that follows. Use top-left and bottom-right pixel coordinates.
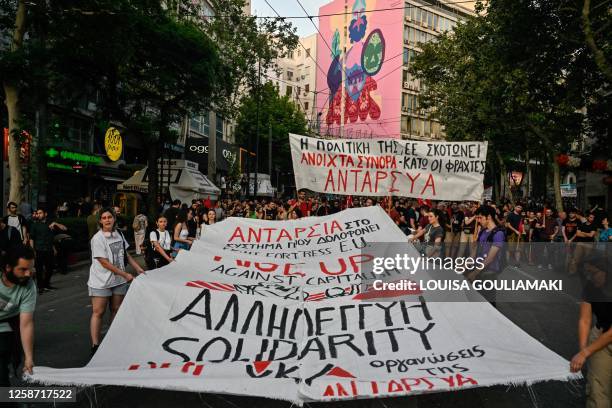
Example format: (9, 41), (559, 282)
(28, 256), (586, 408)
(1, 0), (610, 406)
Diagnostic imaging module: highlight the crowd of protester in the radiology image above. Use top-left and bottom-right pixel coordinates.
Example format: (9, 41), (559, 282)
(0, 191), (609, 406)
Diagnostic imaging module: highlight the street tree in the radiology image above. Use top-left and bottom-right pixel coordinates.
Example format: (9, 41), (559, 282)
(45, 1), (230, 217)
(202, 0), (299, 117)
(1, 0), (30, 204)
(234, 82), (308, 184)
(411, 0), (592, 210)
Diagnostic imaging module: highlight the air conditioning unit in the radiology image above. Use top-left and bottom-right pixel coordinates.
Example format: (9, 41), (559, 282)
(403, 81), (409, 89)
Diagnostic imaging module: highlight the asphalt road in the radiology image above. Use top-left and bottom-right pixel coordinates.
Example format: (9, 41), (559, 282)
(21, 256), (586, 408)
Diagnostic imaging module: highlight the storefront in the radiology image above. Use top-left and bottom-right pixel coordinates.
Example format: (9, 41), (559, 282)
(118, 160), (221, 209)
(42, 117), (147, 207)
(185, 136), (238, 181)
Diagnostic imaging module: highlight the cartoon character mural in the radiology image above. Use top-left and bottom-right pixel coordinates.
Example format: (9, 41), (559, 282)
(316, 0), (402, 138)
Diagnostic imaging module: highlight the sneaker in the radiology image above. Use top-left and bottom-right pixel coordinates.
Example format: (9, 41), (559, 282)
(90, 345), (99, 357)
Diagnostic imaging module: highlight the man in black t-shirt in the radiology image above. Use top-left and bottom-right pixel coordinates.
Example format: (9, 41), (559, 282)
(395, 200), (408, 219)
(0, 218), (22, 260)
(264, 201), (279, 220)
(163, 200), (181, 231)
(570, 213), (597, 276)
(315, 198), (330, 217)
(576, 213), (597, 242)
(458, 203), (478, 258)
(506, 204), (523, 264)
(506, 204), (523, 241)
(448, 203), (465, 257)
(406, 201), (418, 231)
(562, 209), (579, 242)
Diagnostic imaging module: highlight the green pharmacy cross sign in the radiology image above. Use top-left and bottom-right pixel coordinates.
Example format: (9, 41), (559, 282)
(45, 148), (103, 165)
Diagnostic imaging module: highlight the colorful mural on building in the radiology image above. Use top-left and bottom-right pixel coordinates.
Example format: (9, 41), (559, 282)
(316, 0), (403, 139)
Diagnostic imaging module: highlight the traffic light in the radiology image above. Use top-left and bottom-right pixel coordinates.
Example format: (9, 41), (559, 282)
(50, 120), (62, 141)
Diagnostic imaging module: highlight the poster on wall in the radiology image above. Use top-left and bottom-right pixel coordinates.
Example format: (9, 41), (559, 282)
(315, 0), (404, 139)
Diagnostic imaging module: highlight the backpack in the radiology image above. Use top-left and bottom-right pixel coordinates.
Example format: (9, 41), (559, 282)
(4, 214), (27, 239)
(116, 229), (129, 270)
(143, 228), (160, 269)
(478, 226), (507, 273)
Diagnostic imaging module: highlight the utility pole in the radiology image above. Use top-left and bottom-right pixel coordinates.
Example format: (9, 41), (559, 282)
(340, 0), (348, 138)
(208, 111), (217, 183)
(254, 59), (261, 199)
(268, 122), (272, 176)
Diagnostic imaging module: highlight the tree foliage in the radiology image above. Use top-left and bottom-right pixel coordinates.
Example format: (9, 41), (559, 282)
(235, 82), (308, 176)
(410, 0), (610, 208)
(1, 0), (298, 212)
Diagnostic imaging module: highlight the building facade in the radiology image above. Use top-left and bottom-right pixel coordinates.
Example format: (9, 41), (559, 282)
(400, 1), (472, 139)
(315, 0), (473, 139)
(267, 34), (318, 131)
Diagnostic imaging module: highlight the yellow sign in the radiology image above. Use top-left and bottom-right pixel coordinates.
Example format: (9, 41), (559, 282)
(104, 127), (122, 161)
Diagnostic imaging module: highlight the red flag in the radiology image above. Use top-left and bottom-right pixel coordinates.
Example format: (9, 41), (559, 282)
(417, 198), (432, 208)
(204, 196), (212, 209)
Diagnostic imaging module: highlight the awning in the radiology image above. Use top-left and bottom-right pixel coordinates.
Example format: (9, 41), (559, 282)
(118, 159), (221, 202)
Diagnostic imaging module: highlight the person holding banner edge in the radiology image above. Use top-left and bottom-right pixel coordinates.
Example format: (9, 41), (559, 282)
(88, 208), (145, 356)
(570, 257), (612, 408)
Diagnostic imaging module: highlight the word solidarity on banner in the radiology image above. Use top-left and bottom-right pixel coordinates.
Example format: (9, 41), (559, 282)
(289, 134), (488, 200)
(31, 208), (577, 403)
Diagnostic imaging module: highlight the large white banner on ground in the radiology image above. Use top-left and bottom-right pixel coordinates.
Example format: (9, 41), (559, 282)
(289, 134), (488, 200)
(31, 208), (576, 403)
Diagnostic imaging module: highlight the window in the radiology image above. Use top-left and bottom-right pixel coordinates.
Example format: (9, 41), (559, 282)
(411, 117), (423, 136)
(215, 114), (223, 139)
(297, 49), (301, 57)
(190, 113), (210, 136)
(304, 102), (309, 111)
(288, 51), (294, 59)
(433, 14), (438, 31)
(306, 48), (311, 57)
(305, 83), (310, 93)
(66, 117), (92, 152)
(297, 86), (301, 95)
(286, 86), (292, 96)
(286, 71), (293, 80)
(427, 12), (432, 28)
(403, 48), (409, 64)
(431, 121), (441, 138)
(401, 115), (409, 133)
(416, 9), (421, 24)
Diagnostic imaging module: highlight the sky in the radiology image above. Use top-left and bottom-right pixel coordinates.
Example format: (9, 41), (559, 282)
(251, 0), (325, 37)
(251, 0), (477, 38)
